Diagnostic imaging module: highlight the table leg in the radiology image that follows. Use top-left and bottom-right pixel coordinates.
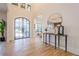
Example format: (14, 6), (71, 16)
(45, 33), (47, 44)
(65, 35), (67, 52)
(58, 35), (60, 48)
(43, 33), (44, 42)
(55, 35), (57, 49)
(49, 34), (50, 45)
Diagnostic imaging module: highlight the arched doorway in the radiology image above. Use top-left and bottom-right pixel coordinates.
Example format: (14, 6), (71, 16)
(14, 17), (30, 39)
(34, 16), (42, 38)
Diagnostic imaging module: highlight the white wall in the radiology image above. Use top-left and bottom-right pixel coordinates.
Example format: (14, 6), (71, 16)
(7, 4), (34, 42)
(6, 3), (79, 55)
(32, 3), (79, 55)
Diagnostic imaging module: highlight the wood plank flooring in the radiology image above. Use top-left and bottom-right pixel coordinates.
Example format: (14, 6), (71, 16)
(0, 38), (75, 56)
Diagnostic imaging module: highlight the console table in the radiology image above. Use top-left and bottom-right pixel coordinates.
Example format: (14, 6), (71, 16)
(43, 33), (67, 52)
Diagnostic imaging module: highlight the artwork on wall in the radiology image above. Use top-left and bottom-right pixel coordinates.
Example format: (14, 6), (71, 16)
(20, 3), (26, 9)
(27, 4), (31, 12)
(11, 3), (31, 12)
(58, 25), (64, 35)
(12, 3), (18, 6)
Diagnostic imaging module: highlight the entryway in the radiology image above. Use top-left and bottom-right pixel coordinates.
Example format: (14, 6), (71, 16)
(14, 17), (30, 39)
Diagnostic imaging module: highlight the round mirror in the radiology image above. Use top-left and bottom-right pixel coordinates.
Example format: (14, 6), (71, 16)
(48, 13), (63, 24)
(48, 13), (63, 34)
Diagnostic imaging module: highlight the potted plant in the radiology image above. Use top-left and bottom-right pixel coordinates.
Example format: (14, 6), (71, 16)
(0, 19), (6, 41)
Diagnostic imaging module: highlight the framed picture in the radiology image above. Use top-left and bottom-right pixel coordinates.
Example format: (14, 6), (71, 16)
(27, 4), (31, 11)
(12, 3), (18, 6)
(20, 3), (26, 9)
(58, 25), (64, 35)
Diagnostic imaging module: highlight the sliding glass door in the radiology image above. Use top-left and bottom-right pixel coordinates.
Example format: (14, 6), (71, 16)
(14, 17), (30, 39)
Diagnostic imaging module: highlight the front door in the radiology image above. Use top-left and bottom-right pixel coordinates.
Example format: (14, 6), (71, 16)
(14, 17), (30, 39)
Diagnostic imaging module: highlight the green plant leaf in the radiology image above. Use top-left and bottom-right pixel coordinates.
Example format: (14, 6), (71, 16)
(0, 19), (5, 32)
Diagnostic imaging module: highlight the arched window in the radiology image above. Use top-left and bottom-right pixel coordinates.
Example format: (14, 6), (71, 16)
(14, 17), (30, 39)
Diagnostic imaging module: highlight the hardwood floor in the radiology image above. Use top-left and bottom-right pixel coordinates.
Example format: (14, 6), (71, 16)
(0, 38), (75, 56)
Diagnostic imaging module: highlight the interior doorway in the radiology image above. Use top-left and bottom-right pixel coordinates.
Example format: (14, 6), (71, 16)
(34, 16), (42, 38)
(14, 17), (30, 39)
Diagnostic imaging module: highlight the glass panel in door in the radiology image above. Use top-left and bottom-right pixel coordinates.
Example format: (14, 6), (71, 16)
(23, 19), (30, 38)
(15, 18), (23, 39)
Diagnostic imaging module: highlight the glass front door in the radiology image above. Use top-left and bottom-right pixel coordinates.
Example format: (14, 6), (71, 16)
(14, 17), (30, 39)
